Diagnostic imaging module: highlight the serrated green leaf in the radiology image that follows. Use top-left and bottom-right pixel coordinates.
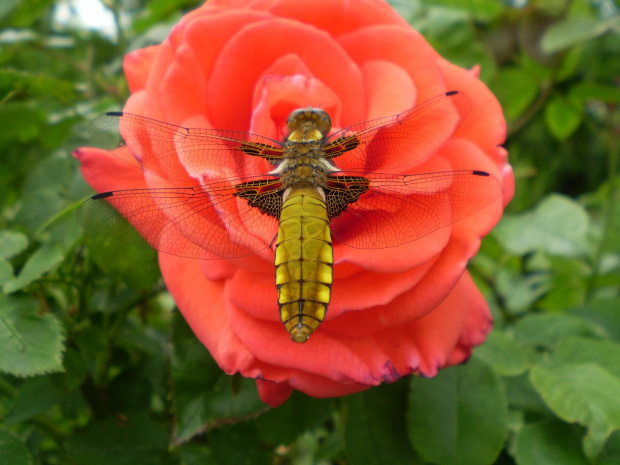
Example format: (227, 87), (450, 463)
(541, 16), (620, 54)
(407, 357), (507, 465)
(514, 420), (589, 465)
(170, 313), (264, 444)
(3, 243), (64, 293)
(552, 337), (620, 379)
(0, 230), (28, 259)
(4, 377), (65, 426)
(531, 363), (620, 461)
(344, 381), (414, 465)
(0, 428), (33, 465)
(64, 412), (169, 465)
(569, 82), (620, 103)
(474, 330), (534, 376)
(494, 194), (589, 257)
(0, 294), (64, 376)
(513, 314), (601, 348)
(545, 97), (582, 141)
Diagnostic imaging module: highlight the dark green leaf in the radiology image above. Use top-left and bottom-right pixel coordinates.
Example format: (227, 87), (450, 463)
(84, 230), (161, 291)
(256, 392), (332, 445)
(514, 420), (589, 465)
(208, 422), (270, 465)
(569, 82), (620, 103)
(0, 230), (28, 259)
(170, 312), (264, 444)
(4, 377), (65, 425)
(344, 380), (415, 465)
(64, 412), (170, 465)
(408, 357), (507, 465)
(0, 428), (33, 465)
(3, 243), (64, 293)
(0, 294), (64, 376)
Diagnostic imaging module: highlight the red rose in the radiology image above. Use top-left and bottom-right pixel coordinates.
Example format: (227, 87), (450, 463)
(75, 0), (514, 407)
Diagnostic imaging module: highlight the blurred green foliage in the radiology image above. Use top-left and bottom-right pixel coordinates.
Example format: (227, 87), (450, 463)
(1, 0), (619, 463)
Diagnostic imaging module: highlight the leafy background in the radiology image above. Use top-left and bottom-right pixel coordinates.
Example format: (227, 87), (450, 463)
(1, 0), (619, 463)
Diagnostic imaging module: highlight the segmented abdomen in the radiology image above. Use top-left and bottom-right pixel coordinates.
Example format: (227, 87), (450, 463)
(275, 188), (333, 343)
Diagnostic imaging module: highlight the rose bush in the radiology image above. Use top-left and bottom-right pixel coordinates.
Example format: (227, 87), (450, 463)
(75, 0), (514, 406)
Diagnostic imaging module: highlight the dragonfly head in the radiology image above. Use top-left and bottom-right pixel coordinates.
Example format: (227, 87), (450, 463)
(286, 108), (332, 142)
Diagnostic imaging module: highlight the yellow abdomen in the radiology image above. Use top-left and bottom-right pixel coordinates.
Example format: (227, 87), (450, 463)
(275, 188), (333, 343)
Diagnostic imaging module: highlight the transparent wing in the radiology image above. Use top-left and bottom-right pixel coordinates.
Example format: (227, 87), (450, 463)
(89, 112), (285, 182)
(328, 170), (502, 248)
(76, 176), (282, 259)
(324, 91), (472, 171)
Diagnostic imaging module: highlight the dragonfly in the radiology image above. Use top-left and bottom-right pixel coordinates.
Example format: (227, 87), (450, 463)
(77, 91), (502, 343)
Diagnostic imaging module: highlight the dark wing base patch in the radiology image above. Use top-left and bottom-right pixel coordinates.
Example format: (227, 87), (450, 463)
(234, 179), (284, 218)
(325, 176), (369, 219)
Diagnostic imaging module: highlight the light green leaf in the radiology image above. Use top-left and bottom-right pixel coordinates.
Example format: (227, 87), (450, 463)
(3, 243), (64, 293)
(531, 363), (620, 461)
(514, 420), (589, 465)
(0, 294), (64, 376)
(545, 97), (582, 141)
(494, 194), (589, 257)
(0, 230), (28, 259)
(0, 428), (33, 465)
(541, 16), (620, 54)
(513, 314), (601, 348)
(408, 357), (507, 465)
(474, 330), (534, 376)
(552, 336), (620, 379)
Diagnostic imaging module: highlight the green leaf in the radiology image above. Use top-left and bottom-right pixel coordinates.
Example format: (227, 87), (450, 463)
(531, 363), (620, 461)
(514, 420), (589, 465)
(0, 428), (33, 465)
(64, 412), (170, 465)
(170, 312), (264, 444)
(493, 194), (589, 257)
(490, 67), (539, 120)
(256, 392), (332, 445)
(3, 243), (64, 293)
(84, 231), (161, 291)
(552, 337), (620, 379)
(407, 357), (507, 465)
(569, 82), (620, 103)
(474, 330), (534, 376)
(545, 97), (582, 141)
(0, 259), (14, 285)
(513, 314), (601, 348)
(4, 377), (65, 426)
(541, 16), (620, 54)
(343, 380), (415, 465)
(598, 430), (620, 465)
(569, 299), (620, 342)
(209, 422), (271, 465)
(0, 294), (64, 376)
(0, 230), (28, 259)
